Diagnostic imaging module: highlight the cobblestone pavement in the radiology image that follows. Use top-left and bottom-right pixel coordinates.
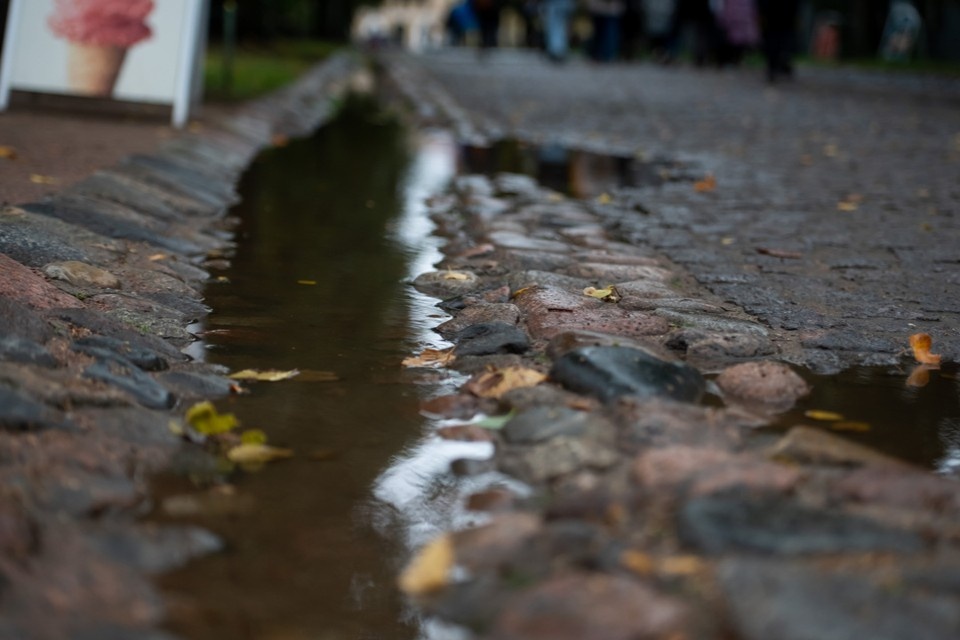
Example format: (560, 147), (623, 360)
(392, 49), (960, 374)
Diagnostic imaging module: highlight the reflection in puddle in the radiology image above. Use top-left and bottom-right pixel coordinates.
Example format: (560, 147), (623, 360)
(459, 138), (693, 198)
(775, 364), (960, 473)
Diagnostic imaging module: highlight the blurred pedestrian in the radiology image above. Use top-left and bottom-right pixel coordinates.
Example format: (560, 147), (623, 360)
(446, 1), (478, 46)
(470, 0), (503, 49)
(756, 0), (800, 81)
(642, 0), (677, 61)
(587, 0), (626, 62)
(713, 0), (759, 66)
(541, 0), (575, 61)
(669, 0), (717, 66)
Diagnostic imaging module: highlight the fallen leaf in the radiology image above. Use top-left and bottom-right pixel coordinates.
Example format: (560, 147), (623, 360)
(804, 409), (844, 422)
(829, 421), (871, 432)
(29, 174), (58, 185)
(226, 443), (293, 464)
(596, 193), (613, 204)
(297, 279), (317, 285)
(229, 369), (300, 382)
(720, 237), (735, 246)
(658, 555), (707, 576)
(694, 174), (716, 192)
(837, 201), (859, 212)
(402, 347), (455, 368)
(271, 133), (289, 147)
(621, 550), (655, 575)
(0, 145), (18, 159)
(442, 270), (471, 281)
(148, 253), (169, 261)
(398, 534), (455, 596)
(185, 401), (239, 435)
(465, 367), (547, 399)
(511, 286), (535, 298)
(473, 412), (515, 430)
(909, 333), (942, 365)
(547, 192), (565, 202)
(823, 143), (839, 157)
(240, 429), (268, 444)
(583, 285), (621, 302)
(757, 247), (803, 259)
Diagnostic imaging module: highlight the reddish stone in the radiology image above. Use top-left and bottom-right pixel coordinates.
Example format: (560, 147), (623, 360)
(420, 393), (483, 419)
(491, 573), (689, 640)
(452, 513), (542, 572)
(834, 467), (960, 513)
(465, 488), (515, 512)
(715, 360), (811, 411)
(0, 254), (84, 310)
(436, 424), (495, 442)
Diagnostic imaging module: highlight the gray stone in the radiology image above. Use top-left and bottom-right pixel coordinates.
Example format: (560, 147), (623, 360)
(655, 309), (770, 336)
(679, 493), (924, 555)
(719, 559), (960, 640)
(412, 270), (482, 299)
(502, 406), (594, 444)
(0, 206), (121, 267)
(435, 303), (520, 338)
(43, 261), (121, 289)
(51, 309), (186, 363)
(0, 386), (70, 431)
(83, 354), (175, 410)
(550, 345), (705, 403)
(0, 298), (53, 343)
(72, 335), (168, 371)
(0, 335), (57, 368)
(454, 322), (530, 356)
(155, 370), (235, 401)
(83, 523), (222, 574)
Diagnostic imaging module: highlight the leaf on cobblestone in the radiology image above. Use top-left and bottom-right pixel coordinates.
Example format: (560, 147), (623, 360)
(0, 146), (18, 159)
(474, 412), (515, 430)
(909, 333), (941, 365)
(186, 401), (239, 435)
(442, 270), (472, 281)
(229, 369), (300, 382)
(402, 347), (455, 368)
(29, 174), (58, 185)
(596, 193), (613, 204)
(583, 285), (621, 302)
(465, 367), (546, 399)
(398, 534), (454, 596)
(694, 174), (716, 192)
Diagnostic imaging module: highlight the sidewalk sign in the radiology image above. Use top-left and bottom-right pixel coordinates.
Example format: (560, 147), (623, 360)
(0, 0), (208, 128)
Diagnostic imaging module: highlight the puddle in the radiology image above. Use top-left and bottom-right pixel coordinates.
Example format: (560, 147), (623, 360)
(153, 97), (483, 639)
(458, 138), (693, 198)
(775, 364), (960, 473)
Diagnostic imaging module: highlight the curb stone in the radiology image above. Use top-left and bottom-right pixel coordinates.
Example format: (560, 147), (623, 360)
(0, 53), (361, 638)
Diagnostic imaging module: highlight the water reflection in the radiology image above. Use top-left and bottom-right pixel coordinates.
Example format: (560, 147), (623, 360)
(156, 98), (470, 640)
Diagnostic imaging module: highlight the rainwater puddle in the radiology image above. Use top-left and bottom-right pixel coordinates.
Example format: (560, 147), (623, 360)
(774, 364), (960, 474)
(153, 97), (483, 640)
(459, 138), (693, 198)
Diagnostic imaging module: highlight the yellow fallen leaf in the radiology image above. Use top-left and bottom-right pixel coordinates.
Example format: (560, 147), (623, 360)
(583, 285), (620, 302)
(804, 409), (844, 422)
(659, 555), (707, 576)
(621, 550), (655, 575)
(694, 174), (716, 192)
(228, 369), (300, 382)
(442, 270), (471, 281)
(720, 237), (735, 246)
(402, 347), (455, 368)
(398, 534), (454, 596)
(185, 401), (239, 435)
(465, 366), (547, 399)
(240, 429), (268, 445)
(29, 174), (58, 185)
(148, 253), (169, 261)
(297, 279), (317, 285)
(226, 443), (293, 464)
(909, 333), (941, 366)
(0, 145), (18, 159)
(596, 193), (613, 204)
(837, 201), (859, 212)
(547, 192), (565, 203)
(829, 421), (871, 432)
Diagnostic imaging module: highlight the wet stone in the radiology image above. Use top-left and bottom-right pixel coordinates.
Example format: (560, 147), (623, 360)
(654, 309), (770, 336)
(435, 302), (520, 339)
(0, 254), (84, 310)
(90, 294), (192, 344)
(550, 345), (705, 403)
(488, 231), (571, 254)
(51, 308), (186, 362)
(546, 329), (662, 361)
(719, 559), (960, 640)
(490, 573), (689, 640)
(84, 523), (222, 574)
(154, 370), (235, 401)
(0, 386), (70, 431)
(666, 328), (778, 362)
(36, 469), (140, 516)
(502, 406), (595, 444)
(454, 321), (530, 357)
(73, 335), (168, 371)
(83, 354), (175, 410)
(43, 261), (121, 289)
(679, 492), (924, 555)
(412, 270), (482, 299)
(715, 360), (811, 412)
(499, 436), (619, 484)
(0, 298), (53, 343)
(0, 335), (58, 368)
(566, 262), (671, 283)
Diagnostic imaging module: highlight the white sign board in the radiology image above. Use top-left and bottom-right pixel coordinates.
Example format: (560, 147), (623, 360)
(0, 0), (206, 127)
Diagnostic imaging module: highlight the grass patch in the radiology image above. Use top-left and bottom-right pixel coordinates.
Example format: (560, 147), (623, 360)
(204, 39), (340, 102)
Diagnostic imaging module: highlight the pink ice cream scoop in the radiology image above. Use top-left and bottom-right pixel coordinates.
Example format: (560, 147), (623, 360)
(48, 0), (154, 48)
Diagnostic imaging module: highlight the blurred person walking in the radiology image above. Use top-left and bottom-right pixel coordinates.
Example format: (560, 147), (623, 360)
(642, 0), (678, 60)
(587, 0), (627, 62)
(756, 0), (800, 81)
(713, 0), (759, 66)
(541, 0), (575, 61)
(669, 0), (718, 66)
(470, 0), (503, 49)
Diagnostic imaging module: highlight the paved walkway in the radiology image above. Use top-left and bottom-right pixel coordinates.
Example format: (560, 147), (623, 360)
(395, 49), (960, 373)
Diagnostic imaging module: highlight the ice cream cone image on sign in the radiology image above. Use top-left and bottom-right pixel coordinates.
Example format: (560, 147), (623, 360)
(48, 0), (154, 98)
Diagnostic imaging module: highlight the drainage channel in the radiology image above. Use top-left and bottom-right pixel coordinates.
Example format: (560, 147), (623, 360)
(151, 95), (478, 639)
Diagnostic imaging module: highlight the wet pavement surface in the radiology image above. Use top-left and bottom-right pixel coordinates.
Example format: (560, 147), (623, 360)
(1, 46), (959, 640)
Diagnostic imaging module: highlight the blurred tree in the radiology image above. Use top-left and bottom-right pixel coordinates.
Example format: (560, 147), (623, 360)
(208, 0), (382, 42)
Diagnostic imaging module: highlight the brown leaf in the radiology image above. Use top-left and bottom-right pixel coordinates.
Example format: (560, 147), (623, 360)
(226, 443), (293, 464)
(694, 174), (716, 192)
(228, 369), (300, 382)
(464, 366), (547, 399)
(909, 333), (942, 365)
(398, 534), (454, 596)
(0, 146), (18, 159)
(402, 347), (456, 368)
